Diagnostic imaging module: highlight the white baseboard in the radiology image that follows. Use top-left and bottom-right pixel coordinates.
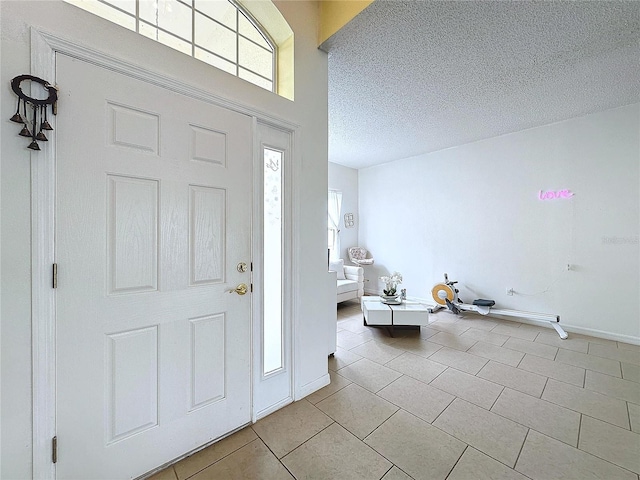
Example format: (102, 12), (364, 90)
(295, 373), (330, 401)
(254, 396), (293, 422)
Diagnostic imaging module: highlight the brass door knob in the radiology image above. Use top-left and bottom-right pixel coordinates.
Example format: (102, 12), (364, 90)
(228, 283), (248, 295)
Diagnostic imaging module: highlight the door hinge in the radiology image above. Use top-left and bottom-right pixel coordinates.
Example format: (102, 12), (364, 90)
(52, 436), (58, 464)
(52, 263), (58, 289)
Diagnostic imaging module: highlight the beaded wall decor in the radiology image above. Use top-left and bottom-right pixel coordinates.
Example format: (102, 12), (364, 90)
(9, 75), (58, 151)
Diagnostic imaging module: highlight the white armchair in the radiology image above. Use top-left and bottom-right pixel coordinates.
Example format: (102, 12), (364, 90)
(329, 259), (364, 303)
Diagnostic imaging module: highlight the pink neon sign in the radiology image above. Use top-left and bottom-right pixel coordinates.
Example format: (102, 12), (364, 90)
(538, 189), (574, 200)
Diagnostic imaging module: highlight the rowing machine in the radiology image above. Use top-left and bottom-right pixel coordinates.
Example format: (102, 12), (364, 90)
(430, 274), (568, 339)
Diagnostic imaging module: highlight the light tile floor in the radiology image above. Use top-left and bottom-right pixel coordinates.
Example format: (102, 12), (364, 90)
(150, 300), (640, 480)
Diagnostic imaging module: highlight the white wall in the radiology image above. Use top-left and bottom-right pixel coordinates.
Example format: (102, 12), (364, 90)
(359, 104), (639, 342)
(328, 162), (359, 261)
(0, 1), (329, 478)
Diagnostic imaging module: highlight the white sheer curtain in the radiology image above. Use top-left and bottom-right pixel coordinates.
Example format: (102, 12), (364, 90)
(328, 190), (343, 261)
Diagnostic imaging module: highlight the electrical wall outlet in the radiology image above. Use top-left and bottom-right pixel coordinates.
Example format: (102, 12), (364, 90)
(506, 287), (514, 296)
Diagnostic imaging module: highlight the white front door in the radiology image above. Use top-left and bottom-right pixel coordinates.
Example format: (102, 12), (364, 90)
(55, 53), (253, 479)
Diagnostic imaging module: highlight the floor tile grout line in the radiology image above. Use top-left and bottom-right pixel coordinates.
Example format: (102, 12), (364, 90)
(271, 420), (337, 464)
(442, 444), (468, 480)
(488, 385), (506, 411)
(179, 431), (258, 480)
(334, 306), (640, 478)
(513, 428), (531, 473)
(576, 415), (640, 476)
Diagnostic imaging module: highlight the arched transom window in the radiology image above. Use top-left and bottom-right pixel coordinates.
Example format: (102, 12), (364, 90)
(65, 0), (276, 92)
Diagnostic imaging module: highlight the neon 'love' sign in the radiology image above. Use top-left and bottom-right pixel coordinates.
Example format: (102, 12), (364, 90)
(538, 189), (574, 200)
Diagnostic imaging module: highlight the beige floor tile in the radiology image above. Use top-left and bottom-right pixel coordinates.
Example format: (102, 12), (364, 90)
(459, 327), (509, 346)
(503, 336), (558, 360)
(419, 325), (446, 339)
(381, 466), (414, 480)
(491, 323), (539, 341)
(147, 467), (178, 480)
(190, 439), (294, 480)
(281, 422), (392, 480)
(428, 320), (471, 336)
(629, 403), (640, 433)
(388, 337), (442, 358)
(430, 367), (503, 409)
(447, 447), (529, 480)
(589, 342), (640, 366)
(328, 347), (362, 371)
(433, 398), (528, 467)
(377, 375), (454, 423)
(491, 388), (580, 446)
(428, 316), (460, 326)
(305, 370), (352, 405)
(338, 316), (369, 334)
(365, 410), (466, 480)
(535, 332), (589, 353)
(622, 362), (640, 383)
(361, 327), (403, 345)
(467, 341), (525, 367)
(518, 354), (585, 386)
(542, 379), (630, 429)
(515, 430), (637, 480)
(585, 370), (640, 405)
(427, 331), (478, 351)
(618, 342), (640, 352)
(337, 358), (403, 393)
(454, 317), (500, 331)
(556, 348), (622, 377)
(579, 415), (640, 474)
(252, 400), (333, 458)
(174, 427), (257, 480)
(478, 360), (548, 398)
(337, 329), (370, 349)
(316, 383), (398, 439)
(385, 352), (447, 384)
(571, 333), (619, 347)
(349, 340), (405, 365)
(429, 347), (488, 375)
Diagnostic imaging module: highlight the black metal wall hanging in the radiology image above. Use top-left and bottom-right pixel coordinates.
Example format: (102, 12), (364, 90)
(9, 75), (58, 151)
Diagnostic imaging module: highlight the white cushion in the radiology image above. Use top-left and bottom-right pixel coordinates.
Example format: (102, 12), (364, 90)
(329, 259), (346, 280)
(337, 279), (358, 294)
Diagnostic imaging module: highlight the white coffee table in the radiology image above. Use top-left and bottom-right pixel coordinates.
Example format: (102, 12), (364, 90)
(361, 296), (431, 336)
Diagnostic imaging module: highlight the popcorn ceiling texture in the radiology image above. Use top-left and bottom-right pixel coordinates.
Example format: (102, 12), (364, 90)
(323, 1), (640, 169)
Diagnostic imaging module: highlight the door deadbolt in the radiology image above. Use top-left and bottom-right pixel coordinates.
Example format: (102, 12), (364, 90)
(237, 262), (248, 273)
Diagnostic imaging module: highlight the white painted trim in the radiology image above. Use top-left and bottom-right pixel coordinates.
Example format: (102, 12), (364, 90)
(254, 397), (293, 422)
(35, 29), (300, 132)
(251, 122), (297, 419)
(30, 27), (303, 478)
(291, 128), (304, 401)
(296, 373), (330, 400)
(31, 28), (58, 480)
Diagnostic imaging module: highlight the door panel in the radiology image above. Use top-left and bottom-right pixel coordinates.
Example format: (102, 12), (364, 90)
(55, 54), (252, 479)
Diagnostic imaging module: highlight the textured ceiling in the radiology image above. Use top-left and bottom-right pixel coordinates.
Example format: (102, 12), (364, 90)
(323, 0), (640, 170)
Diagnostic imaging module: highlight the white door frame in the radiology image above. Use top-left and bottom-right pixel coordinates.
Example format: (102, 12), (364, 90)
(252, 121), (295, 421)
(30, 28), (300, 479)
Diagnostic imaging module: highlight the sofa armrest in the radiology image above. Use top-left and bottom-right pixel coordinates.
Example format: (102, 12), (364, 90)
(344, 265), (364, 282)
